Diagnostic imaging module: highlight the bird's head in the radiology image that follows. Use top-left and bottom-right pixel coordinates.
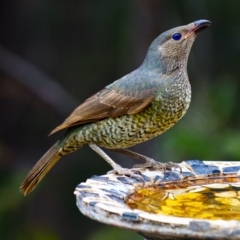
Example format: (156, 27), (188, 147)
(142, 20), (211, 74)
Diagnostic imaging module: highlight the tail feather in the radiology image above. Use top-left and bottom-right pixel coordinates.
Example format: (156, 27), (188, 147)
(20, 142), (61, 196)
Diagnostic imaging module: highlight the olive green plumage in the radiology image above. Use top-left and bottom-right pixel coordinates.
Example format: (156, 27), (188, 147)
(20, 20), (211, 195)
(61, 87), (189, 152)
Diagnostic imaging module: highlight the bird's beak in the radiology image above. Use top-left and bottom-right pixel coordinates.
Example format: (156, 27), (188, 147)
(185, 19), (211, 39)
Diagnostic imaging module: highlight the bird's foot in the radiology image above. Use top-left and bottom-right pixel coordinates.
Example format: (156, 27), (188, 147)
(134, 158), (182, 173)
(107, 164), (144, 182)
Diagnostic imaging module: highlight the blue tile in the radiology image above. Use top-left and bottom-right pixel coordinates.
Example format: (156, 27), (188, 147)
(106, 194), (124, 203)
(184, 160), (220, 175)
(76, 184), (91, 189)
(161, 171), (181, 181)
(181, 171), (195, 177)
(122, 212), (139, 221)
(91, 175), (109, 182)
(117, 177), (137, 184)
(89, 201), (98, 207)
(223, 166), (240, 173)
(81, 191), (99, 198)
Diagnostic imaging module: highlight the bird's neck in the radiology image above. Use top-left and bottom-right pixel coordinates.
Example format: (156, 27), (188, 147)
(160, 56), (188, 75)
(140, 49), (188, 75)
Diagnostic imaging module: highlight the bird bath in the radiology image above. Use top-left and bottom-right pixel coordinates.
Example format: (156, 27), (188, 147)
(75, 160), (240, 240)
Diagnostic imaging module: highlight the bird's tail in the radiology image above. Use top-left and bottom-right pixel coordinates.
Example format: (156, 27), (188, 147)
(20, 141), (61, 196)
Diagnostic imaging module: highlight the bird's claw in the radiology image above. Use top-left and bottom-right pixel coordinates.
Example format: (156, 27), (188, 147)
(134, 158), (182, 173)
(107, 166), (145, 183)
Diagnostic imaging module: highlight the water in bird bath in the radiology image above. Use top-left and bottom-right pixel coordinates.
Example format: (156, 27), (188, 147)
(126, 183), (240, 220)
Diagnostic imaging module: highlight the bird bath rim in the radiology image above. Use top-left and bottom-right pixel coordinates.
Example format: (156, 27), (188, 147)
(75, 160), (240, 240)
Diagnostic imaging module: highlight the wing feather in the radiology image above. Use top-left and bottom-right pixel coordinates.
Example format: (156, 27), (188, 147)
(50, 69), (164, 135)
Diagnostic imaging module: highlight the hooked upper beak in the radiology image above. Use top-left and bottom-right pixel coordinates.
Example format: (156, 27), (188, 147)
(185, 19), (211, 39)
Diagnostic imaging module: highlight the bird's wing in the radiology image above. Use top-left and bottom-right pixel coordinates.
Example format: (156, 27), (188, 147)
(50, 70), (162, 134)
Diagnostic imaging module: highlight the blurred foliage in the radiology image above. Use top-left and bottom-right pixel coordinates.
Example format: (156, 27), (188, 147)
(0, 0), (240, 239)
(88, 226), (142, 240)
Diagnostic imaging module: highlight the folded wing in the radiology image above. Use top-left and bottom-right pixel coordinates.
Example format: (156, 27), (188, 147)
(50, 70), (163, 134)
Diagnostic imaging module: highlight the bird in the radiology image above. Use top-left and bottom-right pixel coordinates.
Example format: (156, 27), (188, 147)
(20, 19), (211, 195)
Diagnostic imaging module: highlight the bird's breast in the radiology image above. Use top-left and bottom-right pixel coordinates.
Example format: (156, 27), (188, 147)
(75, 79), (191, 149)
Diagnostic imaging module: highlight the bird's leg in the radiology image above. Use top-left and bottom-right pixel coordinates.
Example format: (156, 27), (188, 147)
(110, 148), (153, 163)
(110, 148), (181, 172)
(88, 144), (144, 179)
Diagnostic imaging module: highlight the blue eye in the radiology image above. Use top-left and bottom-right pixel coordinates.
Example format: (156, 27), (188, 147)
(172, 33), (182, 41)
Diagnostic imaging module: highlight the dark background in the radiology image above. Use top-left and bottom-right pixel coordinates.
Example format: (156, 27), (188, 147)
(1, 0), (240, 239)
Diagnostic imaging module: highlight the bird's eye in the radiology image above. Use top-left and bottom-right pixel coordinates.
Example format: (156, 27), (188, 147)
(172, 33), (182, 41)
